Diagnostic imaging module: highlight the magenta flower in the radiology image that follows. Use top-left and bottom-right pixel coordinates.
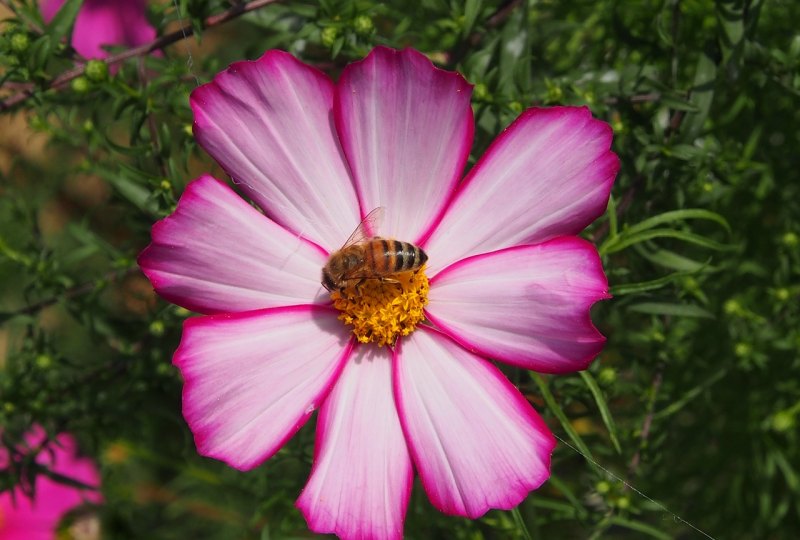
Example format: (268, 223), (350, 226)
(0, 426), (102, 540)
(41, 0), (156, 60)
(139, 47), (617, 539)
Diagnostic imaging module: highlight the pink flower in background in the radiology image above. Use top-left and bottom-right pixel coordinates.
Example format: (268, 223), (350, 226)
(41, 0), (156, 59)
(0, 427), (102, 540)
(139, 46), (617, 539)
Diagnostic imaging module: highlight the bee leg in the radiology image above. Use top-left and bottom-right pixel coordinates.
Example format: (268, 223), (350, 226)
(354, 278), (367, 294)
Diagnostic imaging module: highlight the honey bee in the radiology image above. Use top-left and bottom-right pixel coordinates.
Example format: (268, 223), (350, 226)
(321, 208), (428, 292)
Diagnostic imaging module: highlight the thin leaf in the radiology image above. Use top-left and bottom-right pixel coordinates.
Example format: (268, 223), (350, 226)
(627, 302), (715, 319)
(601, 228), (735, 255)
(46, 0), (84, 43)
(653, 369), (726, 419)
(531, 373), (595, 464)
(607, 516), (673, 540)
(636, 245), (710, 272)
(579, 371), (621, 454)
(610, 267), (707, 296)
(510, 507), (533, 540)
(624, 209), (731, 235)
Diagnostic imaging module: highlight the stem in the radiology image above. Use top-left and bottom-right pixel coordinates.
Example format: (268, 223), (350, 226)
(0, 0), (280, 111)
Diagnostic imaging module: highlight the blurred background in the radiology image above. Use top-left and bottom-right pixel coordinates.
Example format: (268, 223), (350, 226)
(1, 0), (799, 538)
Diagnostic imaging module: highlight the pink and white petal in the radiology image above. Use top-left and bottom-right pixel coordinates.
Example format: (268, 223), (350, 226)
(423, 106), (619, 274)
(190, 50), (360, 251)
(426, 238), (609, 374)
(297, 346), (412, 540)
(138, 175), (328, 315)
(174, 305), (353, 471)
(335, 47), (474, 243)
(394, 327), (556, 518)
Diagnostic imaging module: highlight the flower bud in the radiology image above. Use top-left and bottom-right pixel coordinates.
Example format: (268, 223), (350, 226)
(85, 60), (109, 82)
(353, 15), (374, 36)
(10, 32), (30, 53)
(321, 27), (339, 48)
(71, 76), (90, 93)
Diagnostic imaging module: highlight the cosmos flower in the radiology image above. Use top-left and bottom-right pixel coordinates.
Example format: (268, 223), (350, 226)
(139, 47), (618, 539)
(41, 0), (156, 60)
(0, 426), (102, 540)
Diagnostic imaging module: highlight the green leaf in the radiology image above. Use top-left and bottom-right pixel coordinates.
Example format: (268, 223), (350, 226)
(46, 0), (84, 43)
(97, 165), (160, 216)
(610, 267), (708, 296)
(461, 0), (482, 37)
(546, 475), (588, 519)
(623, 209), (731, 235)
(601, 228), (735, 255)
(635, 245), (710, 272)
(606, 517), (673, 540)
(579, 371), (621, 454)
(510, 507), (533, 540)
(680, 49), (717, 141)
(627, 302), (715, 319)
(653, 369), (727, 419)
(531, 373), (595, 464)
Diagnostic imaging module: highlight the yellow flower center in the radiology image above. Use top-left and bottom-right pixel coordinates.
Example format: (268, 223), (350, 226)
(331, 267), (430, 347)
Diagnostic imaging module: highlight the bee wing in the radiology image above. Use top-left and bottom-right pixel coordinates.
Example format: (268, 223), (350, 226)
(341, 207), (385, 249)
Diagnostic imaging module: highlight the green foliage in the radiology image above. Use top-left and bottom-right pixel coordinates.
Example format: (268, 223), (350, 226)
(1, 0), (799, 538)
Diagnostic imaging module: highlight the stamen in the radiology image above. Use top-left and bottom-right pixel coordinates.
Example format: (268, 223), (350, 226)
(331, 267), (429, 347)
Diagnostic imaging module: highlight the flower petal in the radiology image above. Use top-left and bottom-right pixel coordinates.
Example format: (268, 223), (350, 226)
(0, 428), (101, 540)
(174, 305), (353, 471)
(335, 47), (474, 243)
(138, 175), (328, 314)
(42, 0), (156, 59)
(423, 106), (619, 274)
(394, 327), (556, 518)
(190, 50), (361, 251)
(426, 239), (609, 373)
(297, 346), (412, 540)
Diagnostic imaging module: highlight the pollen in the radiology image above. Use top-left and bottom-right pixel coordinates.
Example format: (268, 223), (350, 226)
(331, 268), (430, 347)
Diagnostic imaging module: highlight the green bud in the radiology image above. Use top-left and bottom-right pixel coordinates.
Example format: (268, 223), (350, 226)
(546, 84), (563, 104)
(174, 306), (191, 318)
(353, 15), (374, 36)
(10, 32), (30, 53)
(775, 288), (790, 301)
(472, 83), (490, 101)
(598, 367), (617, 385)
(615, 496), (631, 509)
(85, 60), (108, 82)
(782, 232), (799, 247)
(771, 411), (794, 432)
(509, 101), (524, 114)
(734, 342), (752, 357)
(321, 26), (339, 48)
(723, 299), (741, 315)
(71, 76), (90, 93)
(149, 320), (165, 337)
(156, 364), (173, 376)
(83, 119), (94, 132)
(35, 354), (53, 369)
(160, 179), (172, 192)
(3, 402), (15, 413)
(595, 480), (611, 494)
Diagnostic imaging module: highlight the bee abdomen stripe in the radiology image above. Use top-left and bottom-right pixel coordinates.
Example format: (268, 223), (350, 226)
(391, 239), (406, 271)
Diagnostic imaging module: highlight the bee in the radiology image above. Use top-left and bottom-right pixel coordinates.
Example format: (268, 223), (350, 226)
(321, 208), (428, 292)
